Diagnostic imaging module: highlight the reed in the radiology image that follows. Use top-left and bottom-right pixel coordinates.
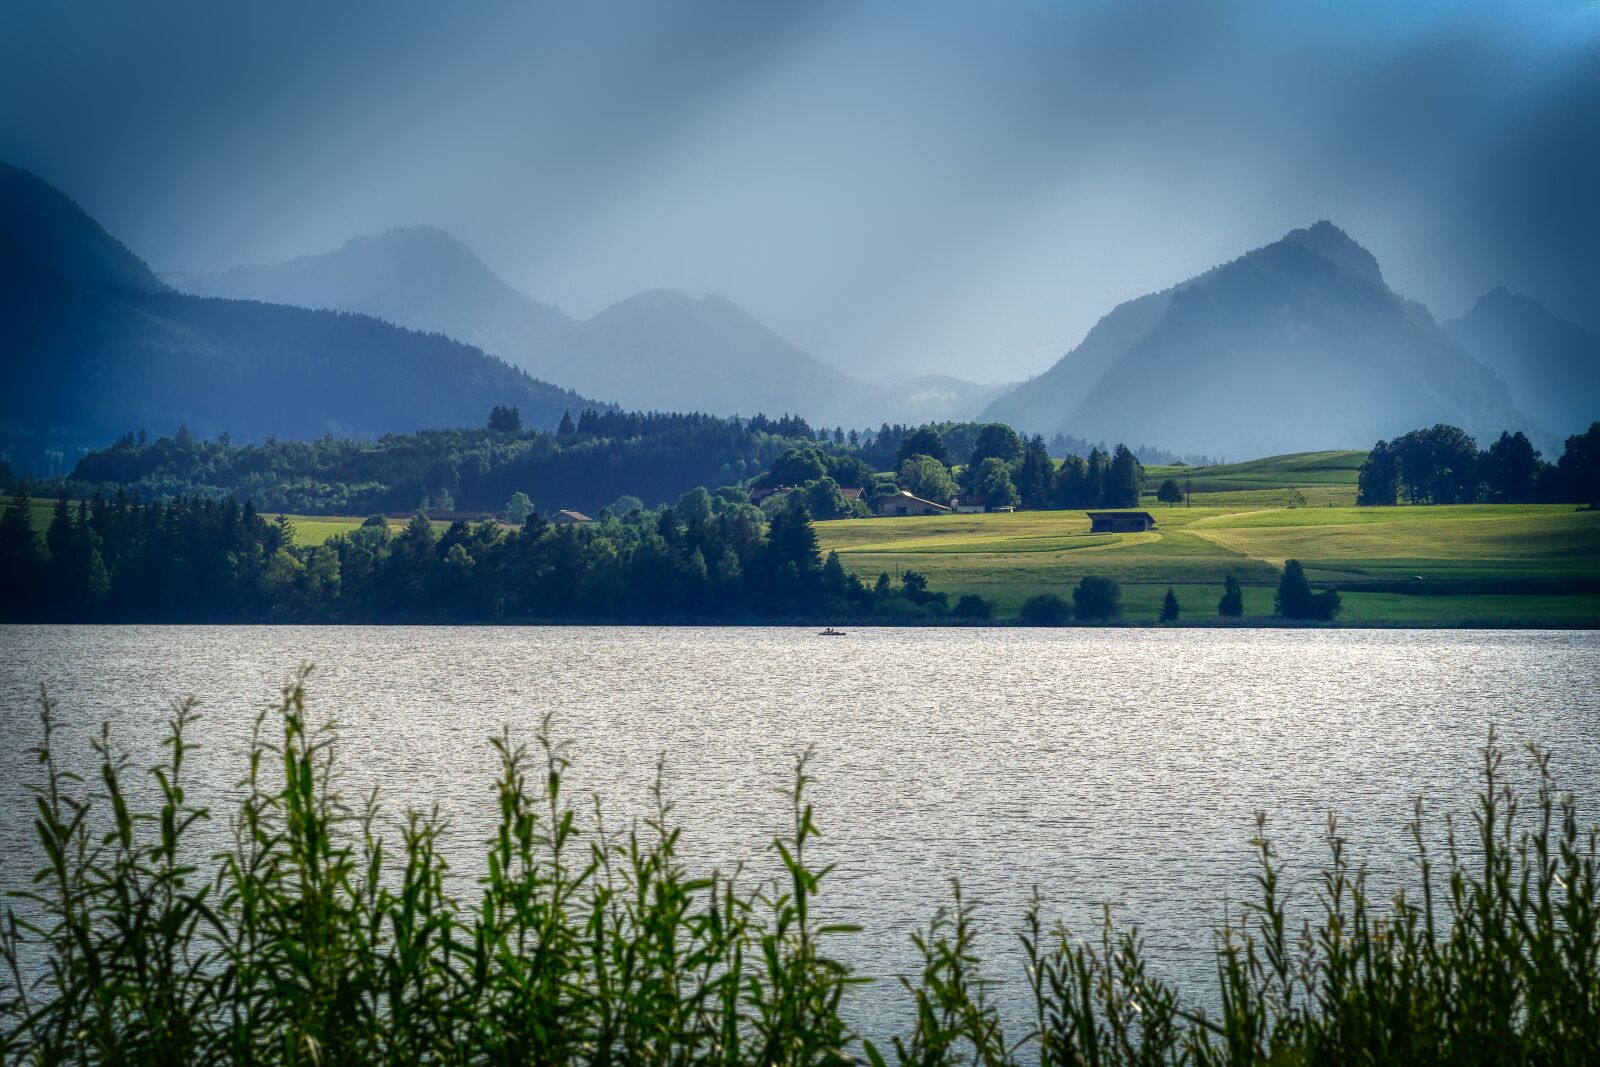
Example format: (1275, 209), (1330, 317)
(2, 676), (1595, 1064)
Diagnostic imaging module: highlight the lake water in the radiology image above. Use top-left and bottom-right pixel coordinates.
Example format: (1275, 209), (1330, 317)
(3, 625), (1598, 1037)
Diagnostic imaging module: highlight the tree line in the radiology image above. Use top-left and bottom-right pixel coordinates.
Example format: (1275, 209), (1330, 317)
(0, 487), (964, 624)
(760, 424), (1149, 516)
(1357, 422), (1599, 505)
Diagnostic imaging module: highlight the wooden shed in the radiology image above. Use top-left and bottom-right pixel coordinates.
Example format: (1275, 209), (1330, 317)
(1087, 510), (1157, 533)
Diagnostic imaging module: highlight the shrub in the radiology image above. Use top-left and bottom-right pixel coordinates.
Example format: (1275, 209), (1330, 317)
(1019, 593), (1071, 625)
(951, 593), (993, 619)
(1072, 575), (1122, 621)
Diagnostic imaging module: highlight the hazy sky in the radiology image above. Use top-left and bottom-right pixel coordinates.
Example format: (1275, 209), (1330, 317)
(3, 0), (1596, 382)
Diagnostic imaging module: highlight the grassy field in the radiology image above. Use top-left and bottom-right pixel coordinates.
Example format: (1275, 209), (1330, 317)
(815, 503), (1600, 626)
(1142, 449), (1367, 507)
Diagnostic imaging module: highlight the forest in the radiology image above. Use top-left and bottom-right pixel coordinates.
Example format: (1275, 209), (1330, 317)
(0, 485), (962, 624)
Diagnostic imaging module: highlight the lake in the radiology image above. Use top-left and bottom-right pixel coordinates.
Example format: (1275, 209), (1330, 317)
(3, 624), (1598, 1036)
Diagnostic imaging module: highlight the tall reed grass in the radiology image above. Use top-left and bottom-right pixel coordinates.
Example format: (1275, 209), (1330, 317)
(1, 675), (1595, 1064)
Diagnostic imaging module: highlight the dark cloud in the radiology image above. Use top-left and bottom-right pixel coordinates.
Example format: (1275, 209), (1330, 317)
(2, 0), (1594, 379)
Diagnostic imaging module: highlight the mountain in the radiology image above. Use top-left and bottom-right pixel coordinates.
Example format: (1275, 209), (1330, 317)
(170, 226), (575, 361)
(0, 164), (167, 294)
(0, 165), (598, 474)
(1442, 288), (1600, 440)
(982, 222), (1533, 457)
(543, 289), (864, 420)
(173, 230), (1000, 426)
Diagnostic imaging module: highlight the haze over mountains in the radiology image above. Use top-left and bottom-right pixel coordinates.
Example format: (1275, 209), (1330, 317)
(171, 228), (1004, 428)
(983, 222), (1545, 458)
(1443, 288), (1600, 442)
(0, 165), (596, 473)
(4, 160), (1593, 476)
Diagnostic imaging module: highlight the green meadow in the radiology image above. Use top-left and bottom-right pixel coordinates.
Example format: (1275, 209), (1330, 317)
(815, 502), (1600, 626)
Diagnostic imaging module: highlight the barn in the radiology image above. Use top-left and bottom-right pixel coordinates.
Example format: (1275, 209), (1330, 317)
(1087, 510), (1157, 533)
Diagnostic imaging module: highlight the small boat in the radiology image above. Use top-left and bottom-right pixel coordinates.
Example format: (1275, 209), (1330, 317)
(818, 627), (846, 636)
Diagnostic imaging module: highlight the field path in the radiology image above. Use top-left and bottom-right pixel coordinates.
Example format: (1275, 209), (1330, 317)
(1183, 509), (1288, 567)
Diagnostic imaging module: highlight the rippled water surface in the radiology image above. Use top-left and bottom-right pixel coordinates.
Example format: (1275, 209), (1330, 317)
(3, 625), (1598, 1031)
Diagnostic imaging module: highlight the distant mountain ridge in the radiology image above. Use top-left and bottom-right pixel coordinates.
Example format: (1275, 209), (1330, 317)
(171, 225), (575, 361)
(0, 165), (599, 474)
(1443, 287), (1600, 440)
(984, 221), (1537, 457)
(173, 229), (1000, 427)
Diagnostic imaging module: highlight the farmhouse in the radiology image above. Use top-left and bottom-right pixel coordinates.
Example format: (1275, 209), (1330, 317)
(877, 490), (950, 517)
(551, 509), (592, 524)
(1087, 510), (1157, 533)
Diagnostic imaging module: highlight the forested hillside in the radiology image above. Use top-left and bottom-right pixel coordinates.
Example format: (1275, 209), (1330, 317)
(0, 165), (599, 474)
(64, 411), (828, 516)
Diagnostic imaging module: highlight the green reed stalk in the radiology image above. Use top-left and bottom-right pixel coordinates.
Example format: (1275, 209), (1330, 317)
(1, 683), (1595, 1065)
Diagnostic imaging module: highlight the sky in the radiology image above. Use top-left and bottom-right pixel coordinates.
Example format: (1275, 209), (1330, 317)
(2, 0), (1596, 383)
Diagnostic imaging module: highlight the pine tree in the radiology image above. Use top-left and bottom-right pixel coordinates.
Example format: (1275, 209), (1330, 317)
(1275, 560), (1315, 618)
(1218, 575), (1244, 617)
(1160, 587), (1181, 622)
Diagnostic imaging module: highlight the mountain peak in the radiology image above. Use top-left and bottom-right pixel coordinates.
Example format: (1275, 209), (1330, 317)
(1279, 220), (1385, 288)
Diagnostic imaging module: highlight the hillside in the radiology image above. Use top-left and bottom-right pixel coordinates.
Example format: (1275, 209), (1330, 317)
(0, 166), (597, 474)
(1443, 288), (1600, 440)
(983, 222), (1534, 456)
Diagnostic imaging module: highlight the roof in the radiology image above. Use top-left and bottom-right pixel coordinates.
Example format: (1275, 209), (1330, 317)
(552, 509), (592, 522)
(839, 486), (864, 501)
(952, 494), (991, 507)
(883, 489), (950, 511)
(748, 485), (796, 503)
(385, 510), (497, 522)
(1086, 510), (1157, 521)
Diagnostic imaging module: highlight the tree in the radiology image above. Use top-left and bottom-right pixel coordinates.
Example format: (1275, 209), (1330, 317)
(503, 491), (534, 524)
(1551, 422), (1600, 504)
(675, 486), (714, 525)
(557, 410), (576, 436)
(897, 455), (958, 504)
(488, 404), (523, 433)
(1482, 431), (1540, 503)
(896, 427), (950, 468)
(1275, 560), (1315, 618)
(1019, 593), (1071, 626)
(1016, 435), (1054, 509)
(1389, 424), (1480, 504)
(1156, 478), (1183, 504)
(766, 447), (829, 487)
(1218, 575), (1244, 617)
(951, 593), (993, 619)
(968, 424), (1022, 468)
(1159, 587), (1181, 622)
(1357, 440), (1398, 505)
(1275, 559), (1340, 620)
(1103, 445), (1145, 507)
(967, 458), (1020, 509)
(804, 477), (853, 520)
(1073, 575), (1122, 621)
